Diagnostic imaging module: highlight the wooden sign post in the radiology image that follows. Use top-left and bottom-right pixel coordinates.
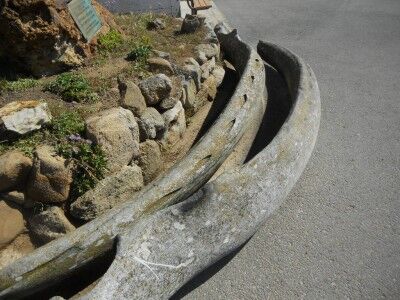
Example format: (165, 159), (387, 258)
(68, 0), (102, 42)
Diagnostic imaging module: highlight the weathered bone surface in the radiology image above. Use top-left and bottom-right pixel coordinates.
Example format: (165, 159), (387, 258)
(77, 40), (321, 299)
(0, 28), (266, 299)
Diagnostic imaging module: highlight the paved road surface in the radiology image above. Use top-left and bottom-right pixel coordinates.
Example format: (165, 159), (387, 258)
(183, 0), (400, 298)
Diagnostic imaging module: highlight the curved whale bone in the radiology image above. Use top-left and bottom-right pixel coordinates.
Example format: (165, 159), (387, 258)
(75, 40), (321, 299)
(0, 28), (267, 298)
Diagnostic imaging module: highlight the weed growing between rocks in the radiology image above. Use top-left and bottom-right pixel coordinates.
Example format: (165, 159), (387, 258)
(44, 73), (99, 103)
(51, 111), (108, 197)
(0, 78), (38, 93)
(98, 28), (124, 52)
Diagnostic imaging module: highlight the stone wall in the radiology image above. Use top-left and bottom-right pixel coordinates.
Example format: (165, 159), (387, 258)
(97, 0), (180, 15)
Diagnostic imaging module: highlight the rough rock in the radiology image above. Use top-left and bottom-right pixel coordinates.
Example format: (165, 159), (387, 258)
(198, 75), (218, 103)
(195, 43), (220, 60)
(139, 74), (172, 106)
(0, 101), (52, 138)
(29, 206), (75, 244)
(162, 101), (186, 146)
(212, 65), (226, 87)
(117, 78), (147, 117)
(0, 151), (32, 192)
(26, 145), (73, 204)
(137, 140), (162, 184)
(201, 57), (216, 81)
(181, 14), (201, 33)
(147, 18), (166, 30)
(137, 107), (166, 141)
(159, 97), (179, 111)
(2, 191), (34, 208)
(0, 201), (25, 248)
(0, 0), (118, 77)
(152, 50), (170, 60)
(177, 58), (201, 91)
(196, 50), (208, 64)
(181, 79), (198, 117)
(70, 165), (143, 221)
(85, 107), (140, 172)
(147, 58), (174, 75)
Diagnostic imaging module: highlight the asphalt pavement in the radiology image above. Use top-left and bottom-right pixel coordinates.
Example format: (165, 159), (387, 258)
(183, 0), (400, 298)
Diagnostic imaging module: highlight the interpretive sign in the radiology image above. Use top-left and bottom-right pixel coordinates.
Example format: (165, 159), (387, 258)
(68, 0), (102, 42)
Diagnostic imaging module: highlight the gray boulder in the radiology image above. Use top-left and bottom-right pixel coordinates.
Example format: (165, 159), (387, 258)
(147, 18), (166, 30)
(70, 165), (144, 221)
(0, 150), (32, 192)
(196, 50), (208, 64)
(198, 75), (218, 103)
(137, 107), (166, 141)
(85, 107), (140, 173)
(147, 58), (174, 75)
(212, 65), (226, 87)
(137, 140), (162, 184)
(1, 191), (33, 208)
(195, 43), (220, 60)
(0, 101), (52, 138)
(181, 14), (201, 33)
(118, 78), (147, 117)
(181, 58), (202, 90)
(151, 49), (170, 60)
(26, 145), (73, 204)
(158, 97), (179, 111)
(201, 57), (216, 81)
(162, 101), (186, 146)
(181, 79), (198, 116)
(139, 74), (172, 106)
(29, 206), (75, 244)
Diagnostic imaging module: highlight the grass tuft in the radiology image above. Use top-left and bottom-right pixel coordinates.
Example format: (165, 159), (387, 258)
(44, 72), (99, 103)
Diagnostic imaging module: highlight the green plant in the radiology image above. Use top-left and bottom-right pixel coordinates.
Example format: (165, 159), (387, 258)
(126, 37), (152, 62)
(45, 72), (99, 103)
(0, 78), (38, 92)
(0, 131), (46, 157)
(50, 111), (85, 138)
(57, 141), (107, 197)
(98, 29), (124, 51)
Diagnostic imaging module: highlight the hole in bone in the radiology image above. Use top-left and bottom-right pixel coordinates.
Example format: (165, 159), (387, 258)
(243, 94), (248, 102)
(251, 75), (255, 82)
(25, 239), (118, 299)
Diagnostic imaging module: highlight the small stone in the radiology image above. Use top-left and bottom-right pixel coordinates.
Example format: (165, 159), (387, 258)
(147, 18), (166, 30)
(0, 150), (32, 192)
(176, 59), (201, 91)
(137, 107), (166, 141)
(1, 191), (24, 206)
(199, 75), (218, 102)
(147, 57), (174, 75)
(0, 200), (25, 248)
(152, 49), (170, 60)
(195, 43), (220, 60)
(29, 206), (75, 244)
(196, 51), (208, 64)
(118, 78), (147, 117)
(0, 101), (52, 139)
(70, 165), (144, 221)
(137, 140), (162, 184)
(162, 101), (186, 146)
(26, 145), (73, 204)
(139, 74), (172, 106)
(212, 66), (226, 87)
(159, 97), (179, 111)
(181, 79), (198, 117)
(201, 57), (216, 81)
(85, 107), (140, 173)
(181, 14), (201, 33)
